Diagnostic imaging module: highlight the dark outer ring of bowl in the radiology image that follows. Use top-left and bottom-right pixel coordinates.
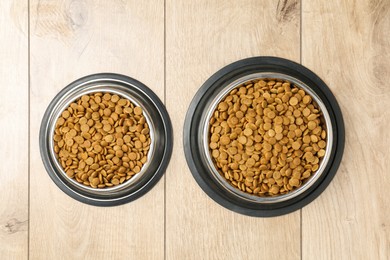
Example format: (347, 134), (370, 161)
(40, 73), (173, 207)
(183, 56), (345, 217)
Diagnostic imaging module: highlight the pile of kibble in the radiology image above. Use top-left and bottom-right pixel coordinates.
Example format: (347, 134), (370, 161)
(209, 79), (326, 196)
(53, 93), (151, 188)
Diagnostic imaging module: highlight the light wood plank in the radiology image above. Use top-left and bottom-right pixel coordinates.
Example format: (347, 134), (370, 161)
(302, 0), (390, 259)
(166, 1), (301, 259)
(0, 0), (28, 259)
(29, 1), (164, 259)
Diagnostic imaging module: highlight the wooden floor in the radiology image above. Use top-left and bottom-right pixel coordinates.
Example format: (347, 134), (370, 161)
(1, 0), (389, 259)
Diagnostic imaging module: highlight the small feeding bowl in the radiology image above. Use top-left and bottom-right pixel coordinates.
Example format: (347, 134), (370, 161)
(184, 57), (344, 217)
(40, 73), (173, 206)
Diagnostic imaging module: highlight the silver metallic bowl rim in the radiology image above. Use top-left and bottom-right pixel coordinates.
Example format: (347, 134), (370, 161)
(200, 72), (333, 204)
(40, 73), (172, 205)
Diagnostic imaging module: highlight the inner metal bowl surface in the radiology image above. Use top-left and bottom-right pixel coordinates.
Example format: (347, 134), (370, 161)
(40, 74), (172, 206)
(200, 72), (333, 204)
(48, 85), (156, 195)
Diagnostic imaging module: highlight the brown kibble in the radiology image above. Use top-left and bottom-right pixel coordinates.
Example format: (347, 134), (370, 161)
(308, 121), (317, 130)
(116, 150), (124, 158)
(303, 135), (311, 144)
(318, 149), (326, 157)
(218, 102), (228, 111)
(103, 93), (111, 101)
(133, 166), (141, 173)
(246, 158), (256, 167)
(289, 97), (298, 106)
(293, 157), (301, 166)
(103, 108), (112, 116)
(220, 135), (231, 145)
(267, 111), (276, 119)
(238, 136), (247, 145)
(105, 135), (114, 143)
(69, 129), (77, 137)
(209, 78), (327, 197)
(124, 107), (133, 114)
(93, 145), (102, 153)
(292, 141), (301, 150)
(53, 92), (151, 189)
(269, 185), (280, 195)
(62, 110), (70, 119)
(66, 139), (74, 147)
(111, 95), (120, 103)
(80, 124), (90, 132)
(85, 157), (94, 165)
(303, 108), (311, 117)
(66, 169), (74, 178)
(274, 116), (283, 125)
(210, 142), (218, 149)
(243, 128), (253, 136)
(263, 122), (272, 131)
(211, 134), (219, 142)
(57, 117), (65, 126)
(274, 125), (283, 134)
(308, 114), (318, 121)
(263, 142), (272, 151)
(134, 140), (142, 149)
(275, 133), (283, 140)
(289, 178), (300, 187)
(112, 156), (120, 164)
(139, 134), (147, 143)
(134, 107), (143, 115)
(129, 152), (137, 160)
(302, 95), (312, 104)
(91, 178), (100, 186)
(90, 163), (99, 170)
(103, 124), (112, 132)
(111, 178), (120, 185)
(318, 140), (326, 149)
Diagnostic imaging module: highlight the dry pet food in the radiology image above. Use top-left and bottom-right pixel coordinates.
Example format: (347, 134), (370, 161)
(53, 92), (151, 188)
(209, 79), (327, 196)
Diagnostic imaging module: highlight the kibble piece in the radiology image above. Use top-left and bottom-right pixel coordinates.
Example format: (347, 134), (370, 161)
(210, 134), (219, 142)
(129, 152), (137, 160)
(134, 107), (143, 115)
(85, 157), (94, 165)
(263, 123), (272, 131)
(53, 92), (151, 189)
(238, 136), (247, 145)
(243, 128), (253, 136)
(318, 149), (326, 157)
(220, 135), (231, 145)
(318, 140), (326, 148)
(209, 78), (327, 197)
(308, 121), (317, 130)
(289, 97), (298, 106)
(302, 95), (312, 104)
(292, 141), (301, 150)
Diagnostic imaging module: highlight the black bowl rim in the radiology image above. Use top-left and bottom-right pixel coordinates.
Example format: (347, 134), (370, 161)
(39, 73), (173, 206)
(183, 56), (345, 217)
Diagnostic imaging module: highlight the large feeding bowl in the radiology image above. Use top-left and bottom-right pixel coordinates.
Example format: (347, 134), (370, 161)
(40, 73), (173, 206)
(184, 57), (345, 217)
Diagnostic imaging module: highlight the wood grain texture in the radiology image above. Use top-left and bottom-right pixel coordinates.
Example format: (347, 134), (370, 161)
(166, 1), (301, 259)
(302, 0), (390, 259)
(29, 1), (164, 259)
(0, 0), (28, 259)
(1, 0), (386, 259)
